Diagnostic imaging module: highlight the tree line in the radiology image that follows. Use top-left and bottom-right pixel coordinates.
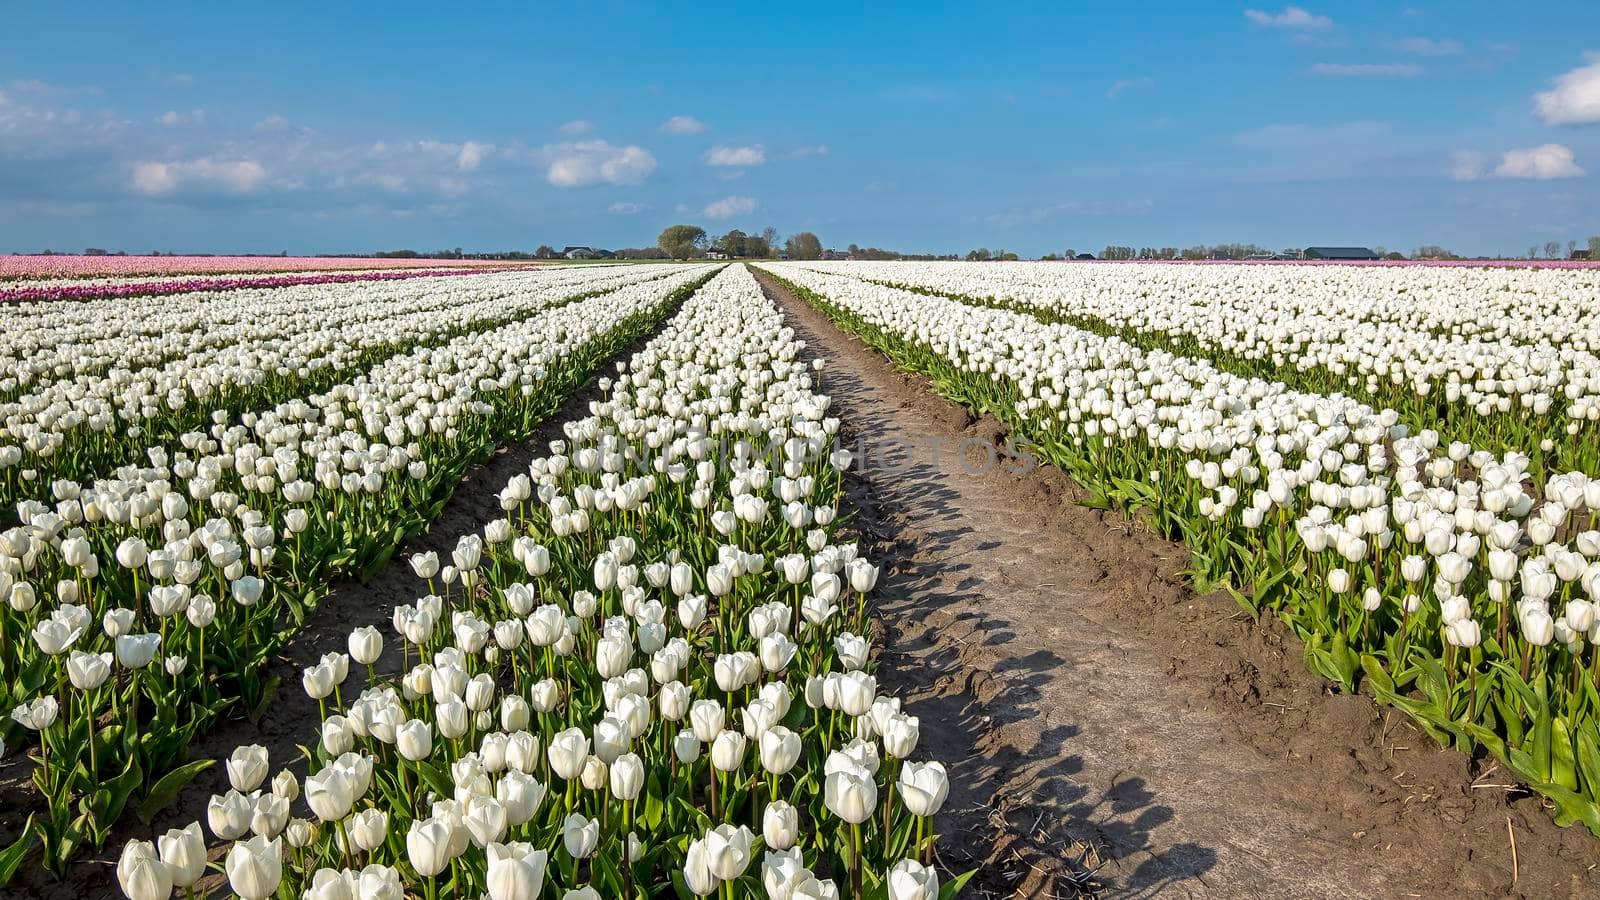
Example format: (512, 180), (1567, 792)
(654, 225), (825, 260)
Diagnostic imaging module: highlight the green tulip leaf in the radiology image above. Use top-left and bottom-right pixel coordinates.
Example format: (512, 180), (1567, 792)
(137, 758), (214, 824)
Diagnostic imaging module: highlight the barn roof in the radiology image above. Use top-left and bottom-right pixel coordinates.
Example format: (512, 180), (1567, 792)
(1304, 246), (1379, 260)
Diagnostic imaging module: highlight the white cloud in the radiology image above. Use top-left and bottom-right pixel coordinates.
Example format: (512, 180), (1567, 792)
(130, 158), (269, 196)
(703, 195), (756, 219)
(1494, 144), (1584, 180)
(560, 119), (595, 135)
(356, 172), (409, 193)
(790, 144), (830, 158)
(456, 140), (490, 172)
(1308, 62), (1422, 77)
(1391, 37), (1463, 56)
(157, 109), (205, 126)
(1106, 77), (1154, 99)
(255, 115), (290, 131)
(545, 141), (656, 187)
(1534, 58), (1600, 125)
(660, 115), (707, 134)
(705, 145), (765, 167)
(608, 201), (647, 215)
(1245, 6), (1332, 28)
(1448, 149), (1486, 181)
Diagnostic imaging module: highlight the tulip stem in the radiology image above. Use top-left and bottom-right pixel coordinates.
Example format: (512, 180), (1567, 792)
(84, 689), (98, 778)
(710, 766), (720, 819)
(850, 821), (863, 900)
(622, 798), (635, 899)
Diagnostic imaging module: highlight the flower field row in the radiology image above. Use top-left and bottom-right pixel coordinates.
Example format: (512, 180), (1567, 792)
(0, 265), (688, 507)
(760, 262), (1600, 835)
(789, 261), (1600, 480)
(0, 265), (667, 398)
(0, 266), (717, 875)
(0, 255), (516, 282)
(0, 267), (531, 305)
(94, 264), (962, 900)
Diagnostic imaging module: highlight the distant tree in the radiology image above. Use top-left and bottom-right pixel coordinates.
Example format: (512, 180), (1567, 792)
(1545, 241), (1562, 260)
(659, 225), (709, 260)
(1413, 245), (1458, 260)
(534, 245), (557, 259)
(998, 251), (1020, 261)
(1589, 236), (1600, 259)
(1528, 245), (1540, 260)
(965, 248), (992, 261)
(715, 229), (749, 257)
(1569, 240), (1578, 257)
(614, 247), (669, 260)
(1040, 253), (1061, 261)
(1064, 248), (1076, 259)
(759, 227), (780, 254)
(785, 232), (823, 260)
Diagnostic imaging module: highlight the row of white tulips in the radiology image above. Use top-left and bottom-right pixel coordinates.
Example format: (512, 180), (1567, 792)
(110, 264), (960, 900)
(4, 268), (479, 292)
(762, 262), (1600, 831)
(1, 265), (717, 873)
(0, 265), (688, 500)
(791, 260), (1600, 476)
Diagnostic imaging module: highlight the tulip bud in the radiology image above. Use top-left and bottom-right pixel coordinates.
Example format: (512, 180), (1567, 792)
(898, 760), (949, 816)
(823, 763), (877, 824)
(348, 626), (382, 665)
(350, 808), (389, 852)
(158, 822), (207, 888)
(763, 801), (799, 851)
(224, 835), (283, 900)
(562, 813), (599, 859)
(487, 841), (549, 900)
(406, 817), (454, 878)
(888, 859), (940, 900)
(227, 744), (271, 793)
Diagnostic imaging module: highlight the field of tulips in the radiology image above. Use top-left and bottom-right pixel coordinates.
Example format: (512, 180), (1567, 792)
(0, 264), (686, 504)
(0, 263), (717, 880)
(18, 249), (1599, 896)
(808, 261), (1600, 479)
(0, 268), (529, 306)
(0, 255), (514, 281)
(759, 260), (1600, 837)
(0, 262), (960, 896)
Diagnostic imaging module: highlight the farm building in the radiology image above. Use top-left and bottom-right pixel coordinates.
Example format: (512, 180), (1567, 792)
(1303, 246), (1380, 260)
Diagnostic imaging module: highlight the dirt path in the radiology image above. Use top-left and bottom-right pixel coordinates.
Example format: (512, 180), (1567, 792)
(753, 266), (1599, 900)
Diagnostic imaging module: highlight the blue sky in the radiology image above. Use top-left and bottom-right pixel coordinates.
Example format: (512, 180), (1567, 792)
(2, 1), (1597, 257)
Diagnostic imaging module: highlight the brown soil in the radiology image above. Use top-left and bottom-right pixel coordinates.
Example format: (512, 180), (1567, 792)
(752, 266), (1600, 900)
